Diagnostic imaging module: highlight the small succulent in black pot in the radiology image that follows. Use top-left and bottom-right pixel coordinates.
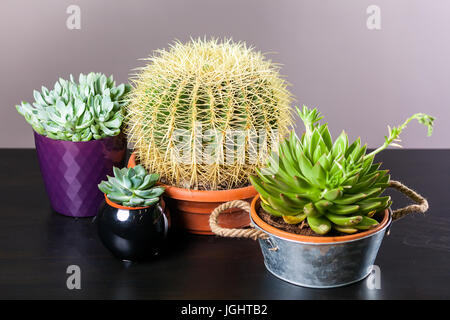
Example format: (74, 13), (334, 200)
(97, 165), (169, 261)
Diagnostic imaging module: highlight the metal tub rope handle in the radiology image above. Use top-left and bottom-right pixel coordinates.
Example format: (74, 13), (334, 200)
(209, 200), (268, 240)
(209, 180), (428, 238)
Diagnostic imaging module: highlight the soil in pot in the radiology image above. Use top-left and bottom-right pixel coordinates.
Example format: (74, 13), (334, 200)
(257, 205), (385, 238)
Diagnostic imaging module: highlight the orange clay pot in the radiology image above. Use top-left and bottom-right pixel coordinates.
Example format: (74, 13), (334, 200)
(128, 153), (257, 235)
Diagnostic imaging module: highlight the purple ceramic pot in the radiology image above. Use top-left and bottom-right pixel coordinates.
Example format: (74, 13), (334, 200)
(34, 131), (127, 217)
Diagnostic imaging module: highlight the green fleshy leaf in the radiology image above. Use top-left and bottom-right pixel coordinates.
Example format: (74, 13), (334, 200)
(99, 165), (164, 207)
(15, 72), (129, 141)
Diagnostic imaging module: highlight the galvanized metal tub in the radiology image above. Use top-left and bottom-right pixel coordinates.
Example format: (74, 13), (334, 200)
(250, 196), (392, 288)
(210, 181), (427, 289)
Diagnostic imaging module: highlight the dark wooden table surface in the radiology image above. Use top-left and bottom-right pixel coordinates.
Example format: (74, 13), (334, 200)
(0, 149), (449, 299)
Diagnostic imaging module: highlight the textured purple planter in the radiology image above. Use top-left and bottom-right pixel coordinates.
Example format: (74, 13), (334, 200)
(34, 131), (127, 217)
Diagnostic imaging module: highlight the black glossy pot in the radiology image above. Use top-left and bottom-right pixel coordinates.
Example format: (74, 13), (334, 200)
(97, 195), (169, 261)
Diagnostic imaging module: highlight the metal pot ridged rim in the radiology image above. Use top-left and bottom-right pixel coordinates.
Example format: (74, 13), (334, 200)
(250, 195), (393, 245)
(262, 262), (373, 289)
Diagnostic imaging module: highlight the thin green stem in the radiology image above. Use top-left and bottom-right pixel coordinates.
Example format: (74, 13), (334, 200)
(366, 113), (434, 159)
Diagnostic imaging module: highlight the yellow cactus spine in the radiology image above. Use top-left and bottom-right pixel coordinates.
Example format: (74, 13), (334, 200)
(126, 38), (293, 190)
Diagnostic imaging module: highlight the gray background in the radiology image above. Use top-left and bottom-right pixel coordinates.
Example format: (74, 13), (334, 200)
(1, 0), (448, 148)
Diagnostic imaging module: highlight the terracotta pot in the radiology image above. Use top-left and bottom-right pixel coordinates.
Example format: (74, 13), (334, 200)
(128, 153), (257, 235)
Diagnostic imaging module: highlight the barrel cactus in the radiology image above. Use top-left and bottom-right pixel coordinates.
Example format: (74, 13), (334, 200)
(126, 38), (293, 190)
(250, 106), (434, 235)
(16, 72), (131, 141)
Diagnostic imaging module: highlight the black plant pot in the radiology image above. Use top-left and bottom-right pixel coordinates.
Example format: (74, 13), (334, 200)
(97, 195), (170, 261)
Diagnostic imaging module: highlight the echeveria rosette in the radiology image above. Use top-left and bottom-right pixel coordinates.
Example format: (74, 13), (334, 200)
(250, 106), (434, 235)
(98, 165), (165, 207)
(16, 72), (131, 141)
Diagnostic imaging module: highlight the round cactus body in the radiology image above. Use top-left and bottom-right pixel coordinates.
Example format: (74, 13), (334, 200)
(126, 39), (293, 190)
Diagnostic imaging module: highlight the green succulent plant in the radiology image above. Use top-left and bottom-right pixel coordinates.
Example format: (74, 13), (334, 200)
(126, 38), (293, 190)
(16, 72), (131, 141)
(250, 106), (434, 235)
(98, 165), (165, 207)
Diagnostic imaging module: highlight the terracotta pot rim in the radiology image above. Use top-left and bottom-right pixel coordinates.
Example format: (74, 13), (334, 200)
(127, 152), (257, 202)
(104, 194), (151, 210)
(250, 194), (391, 244)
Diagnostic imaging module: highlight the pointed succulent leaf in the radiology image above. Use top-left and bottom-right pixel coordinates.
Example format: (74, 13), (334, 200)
(130, 177), (143, 189)
(311, 162), (326, 187)
(139, 173), (159, 189)
(264, 193), (299, 214)
(354, 216), (379, 230)
(348, 172), (380, 194)
(107, 193), (132, 202)
(136, 187), (165, 199)
(319, 125), (333, 151)
(249, 176), (273, 201)
(332, 192), (368, 205)
(331, 131), (348, 159)
(314, 199), (333, 214)
(345, 137), (360, 158)
(128, 197), (145, 206)
(303, 202), (321, 217)
(98, 181), (114, 194)
(282, 214), (307, 224)
(280, 193), (308, 209)
(143, 198), (159, 206)
(261, 201), (283, 217)
(333, 225), (358, 234)
(325, 213), (362, 227)
(323, 188), (343, 201)
(327, 204), (360, 215)
(307, 216), (331, 235)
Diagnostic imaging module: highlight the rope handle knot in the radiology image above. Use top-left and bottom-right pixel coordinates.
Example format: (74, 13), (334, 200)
(209, 180), (428, 239)
(389, 180), (428, 221)
(209, 200), (268, 240)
